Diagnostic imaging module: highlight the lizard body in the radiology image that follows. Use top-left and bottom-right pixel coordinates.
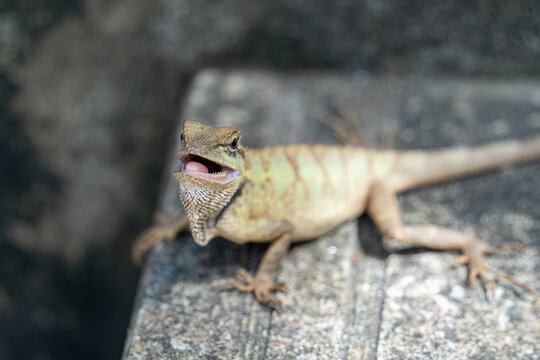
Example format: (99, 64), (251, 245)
(189, 145), (374, 244)
(135, 120), (540, 310)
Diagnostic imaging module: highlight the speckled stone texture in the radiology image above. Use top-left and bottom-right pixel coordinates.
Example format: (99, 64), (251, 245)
(123, 69), (539, 360)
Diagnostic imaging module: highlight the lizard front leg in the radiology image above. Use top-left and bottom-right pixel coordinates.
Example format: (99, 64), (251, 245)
(366, 180), (536, 295)
(132, 214), (189, 264)
(230, 231), (292, 312)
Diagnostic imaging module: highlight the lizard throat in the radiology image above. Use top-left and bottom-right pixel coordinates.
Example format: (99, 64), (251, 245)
(176, 154), (239, 184)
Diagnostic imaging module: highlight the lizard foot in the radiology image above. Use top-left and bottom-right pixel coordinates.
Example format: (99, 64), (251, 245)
(319, 97), (398, 148)
(230, 269), (287, 312)
(454, 240), (536, 296)
(132, 213), (178, 265)
(319, 98), (364, 146)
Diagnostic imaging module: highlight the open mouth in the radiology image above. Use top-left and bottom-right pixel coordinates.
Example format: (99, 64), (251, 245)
(175, 154), (238, 184)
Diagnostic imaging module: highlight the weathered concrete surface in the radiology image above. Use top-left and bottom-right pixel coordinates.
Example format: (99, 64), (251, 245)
(123, 69), (539, 359)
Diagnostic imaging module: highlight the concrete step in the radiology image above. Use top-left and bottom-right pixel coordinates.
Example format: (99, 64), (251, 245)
(123, 69), (539, 360)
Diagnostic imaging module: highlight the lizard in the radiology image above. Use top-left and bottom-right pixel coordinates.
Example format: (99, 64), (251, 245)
(133, 119), (540, 311)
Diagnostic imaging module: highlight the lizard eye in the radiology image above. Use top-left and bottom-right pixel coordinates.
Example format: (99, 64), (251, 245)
(230, 137), (238, 149)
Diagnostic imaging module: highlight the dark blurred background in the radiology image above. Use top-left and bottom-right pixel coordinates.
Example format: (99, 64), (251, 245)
(1, 1), (539, 359)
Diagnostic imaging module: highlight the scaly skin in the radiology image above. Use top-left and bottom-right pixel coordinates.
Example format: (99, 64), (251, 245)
(134, 120), (540, 311)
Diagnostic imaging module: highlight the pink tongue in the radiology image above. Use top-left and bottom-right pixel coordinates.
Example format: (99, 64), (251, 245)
(185, 161), (209, 173)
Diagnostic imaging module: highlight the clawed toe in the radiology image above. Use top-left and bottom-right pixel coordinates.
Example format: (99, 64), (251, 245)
(236, 268), (253, 283)
(467, 263), (495, 290)
(495, 242), (523, 252)
(455, 243), (536, 297)
(484, 266), (537, 296)
(271, 281), (287, 293)
(229, 278), (253, 292)
(229, 268), (287, 311)
(454, 255), (469, 268)
(254, 287), (283, 313)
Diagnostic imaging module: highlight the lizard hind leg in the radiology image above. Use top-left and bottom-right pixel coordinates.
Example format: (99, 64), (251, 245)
(319, 97), (398, 148)
(319, 98), (365, 146)
(366, 180), (536, 296)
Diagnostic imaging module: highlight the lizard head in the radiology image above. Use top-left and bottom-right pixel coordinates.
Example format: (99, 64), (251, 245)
(174, 120), (245, 246)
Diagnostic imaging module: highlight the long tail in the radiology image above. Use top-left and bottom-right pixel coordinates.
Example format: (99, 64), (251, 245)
(388, 136), (540, 193)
